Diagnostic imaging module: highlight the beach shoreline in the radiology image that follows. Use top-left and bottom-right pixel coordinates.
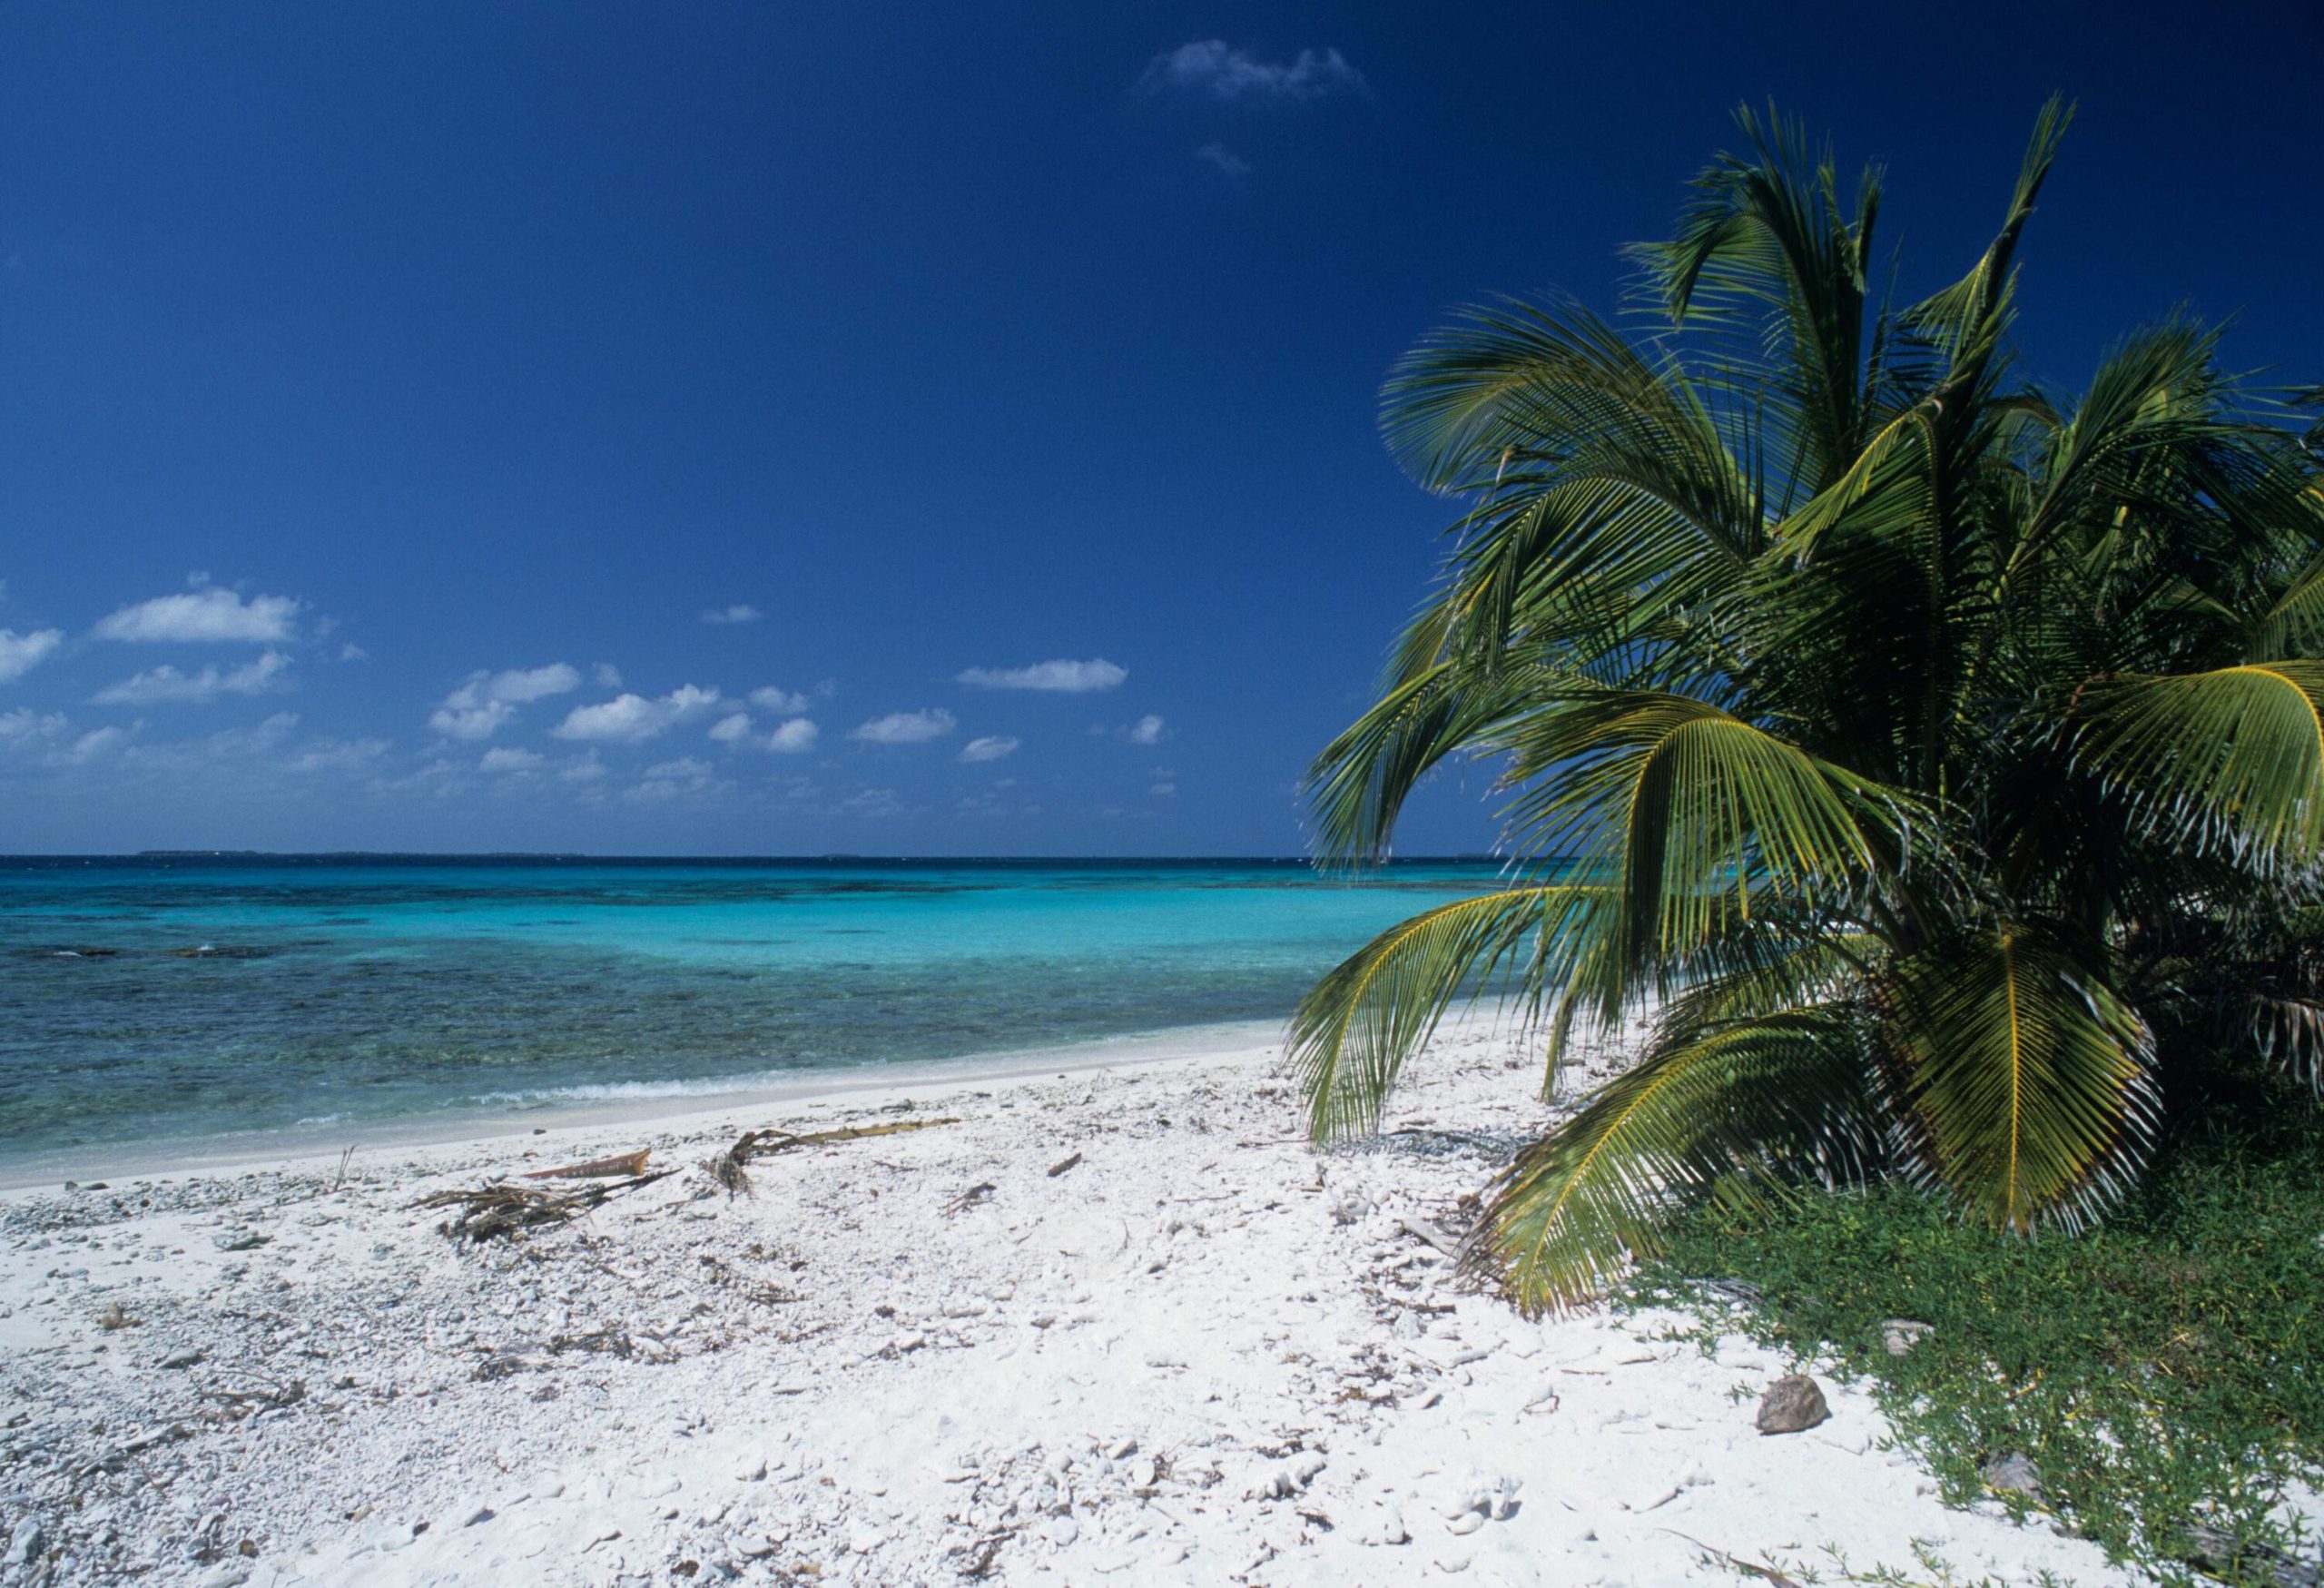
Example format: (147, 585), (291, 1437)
(0, 1012), (2140, 1586)
(0, 1019), (1290, 1194)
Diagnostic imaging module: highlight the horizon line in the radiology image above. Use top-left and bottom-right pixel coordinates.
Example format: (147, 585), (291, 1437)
(0, 849), (1516, 864)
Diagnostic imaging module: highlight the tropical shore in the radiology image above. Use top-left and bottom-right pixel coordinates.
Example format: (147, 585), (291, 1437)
(1, 1015), (2132, 1586)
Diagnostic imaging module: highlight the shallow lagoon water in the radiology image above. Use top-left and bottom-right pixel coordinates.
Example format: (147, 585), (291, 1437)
(0, 856), (1499, 1157)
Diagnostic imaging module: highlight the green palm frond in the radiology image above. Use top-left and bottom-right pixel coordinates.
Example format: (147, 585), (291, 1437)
(1886, 925), (2158, 1232)
(2072, 662), (2324, 869)
(1496, 690), (1912, 969)
(1304, 654), (1572, 865)
(2239, 541), (2324, 662)
(1896, 94), (2072, 376)
(1480, 1007), (1878, 1312)
(1291, 884), (1599, 1139)
(1627, 102), (1882, 490)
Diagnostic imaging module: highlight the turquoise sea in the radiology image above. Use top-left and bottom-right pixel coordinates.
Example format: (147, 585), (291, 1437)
(0, 856), (1499, 1164)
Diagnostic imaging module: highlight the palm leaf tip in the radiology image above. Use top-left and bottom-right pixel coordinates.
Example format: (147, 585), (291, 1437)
(1290, 886), (1583, 1142)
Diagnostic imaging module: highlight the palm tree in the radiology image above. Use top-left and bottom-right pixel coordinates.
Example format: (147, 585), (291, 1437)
(1294, 100), (2324, 1312)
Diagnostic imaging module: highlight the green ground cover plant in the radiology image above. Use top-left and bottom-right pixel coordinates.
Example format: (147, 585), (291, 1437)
(1629, 1081), (2324, 1584)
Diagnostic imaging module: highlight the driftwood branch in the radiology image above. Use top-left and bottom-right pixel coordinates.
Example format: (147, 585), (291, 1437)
(706, 1117), (960, 1198)
(414, 1169), (676, 1242)
(524, 1149), (653, 1180)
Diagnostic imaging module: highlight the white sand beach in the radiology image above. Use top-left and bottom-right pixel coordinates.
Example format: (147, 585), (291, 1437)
(1, 1016), (2132, 1586)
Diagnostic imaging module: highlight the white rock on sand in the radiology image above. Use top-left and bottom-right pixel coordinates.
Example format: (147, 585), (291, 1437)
(0, 1016), (2135, 1585)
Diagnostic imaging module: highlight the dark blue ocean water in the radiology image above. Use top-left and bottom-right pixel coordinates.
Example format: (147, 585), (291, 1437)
(0, 856), (1499, 1157)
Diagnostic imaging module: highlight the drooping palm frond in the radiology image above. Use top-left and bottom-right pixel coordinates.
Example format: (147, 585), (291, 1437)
(1374, 298), (1764, 686)
(1479, 1007), (1880, 1313)
(2239, 549), (2324, 662)
(1883, 924), (2159, 1232)
(2071, 662), (2324, 870)
(1494, 689), (1913, 979)
(1291, 883), (1599, 1139)
(1305, 653), (1574, 865)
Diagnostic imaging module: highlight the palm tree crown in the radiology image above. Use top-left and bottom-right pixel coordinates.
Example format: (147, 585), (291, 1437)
(1295, 100), (2324, 1312)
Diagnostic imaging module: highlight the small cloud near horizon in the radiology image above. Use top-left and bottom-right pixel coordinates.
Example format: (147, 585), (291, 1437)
(701, 604), (763, 626)
(956, 658), (1127, 693)
(429, 663), (583, 741)
(851, 707), (956, 745)
(959, 735), (1019, 764)
(1126, 713), (1167, 745)
(1138, 40), (1366, 104)
(553, 684), (722, 745)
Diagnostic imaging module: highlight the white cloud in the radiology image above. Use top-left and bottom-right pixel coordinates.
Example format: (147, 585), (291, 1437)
(57, 725), (127, 764)
(337, 642), (369, 662)
(0, 707), (67, 746)
(1138, 40), (1366, 104)
(430, 696), (513, 741)
(955, 658), (1127, 693)
(593, 663), (623, 687)
(204, 713), (300, 757)
(701, 604), (763, 626)
(93, 587), (300, 644)
(0, 627), (64, 684)
(625, 755), (730, 803)
(1127, 713), (1167, 745)
(711, 711), (821, 755)
(851, 707), (956, 745)
(767, 718), (819, 754)
(959, 735), (1019, 764)
(840, 786), (903, 818)
(749, 685), (812, 715)
(1196, 143), (1252, 178)
(1150, 781), (1177, 797)
(93, 648), (292, 706)
(289, 737), (389, 774)
(553, 684), (722, 744)
(480, 746), (546, 774)
(560, 752), (606, 783)
(487, 663), (581, 702)
(428, 663), (582, 740)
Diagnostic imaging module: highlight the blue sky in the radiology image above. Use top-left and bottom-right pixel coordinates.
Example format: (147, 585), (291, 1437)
(2, 2), (2316, 855)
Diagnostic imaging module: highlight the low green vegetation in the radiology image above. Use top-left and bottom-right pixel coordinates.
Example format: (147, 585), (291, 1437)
(1627, 1081), (2324, 1585)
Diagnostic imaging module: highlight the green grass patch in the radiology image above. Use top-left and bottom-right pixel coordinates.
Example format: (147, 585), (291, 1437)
(1622, 1104), (2324, 1584)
